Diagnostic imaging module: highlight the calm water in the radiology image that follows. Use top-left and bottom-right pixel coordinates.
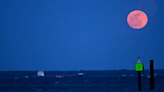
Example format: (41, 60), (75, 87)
(0, 70), (164, 92)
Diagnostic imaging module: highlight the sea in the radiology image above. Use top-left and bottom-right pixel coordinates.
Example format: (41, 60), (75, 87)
(0, 70), (164, 92)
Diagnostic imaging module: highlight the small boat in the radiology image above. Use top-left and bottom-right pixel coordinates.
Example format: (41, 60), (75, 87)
(78, 72), (84, 76)
(56, 75), (64, 78)
(37, 71), (45, 77)
(78, 70), (84, 76)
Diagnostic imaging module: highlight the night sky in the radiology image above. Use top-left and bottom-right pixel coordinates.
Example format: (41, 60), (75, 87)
(1, 0), (164, 71)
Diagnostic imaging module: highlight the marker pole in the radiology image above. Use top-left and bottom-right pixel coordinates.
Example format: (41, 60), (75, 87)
(150, 60), (154, 90)
(138, 71), (141, 90)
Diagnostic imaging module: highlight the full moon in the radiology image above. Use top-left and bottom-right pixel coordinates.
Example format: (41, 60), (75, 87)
(127, 10), (148, 29)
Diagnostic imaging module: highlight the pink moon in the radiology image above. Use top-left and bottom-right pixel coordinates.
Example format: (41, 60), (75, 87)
(127, 10), (148, 29)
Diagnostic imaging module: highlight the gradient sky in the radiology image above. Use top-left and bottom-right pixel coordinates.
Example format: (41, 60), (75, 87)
(1, 0), (164, 71)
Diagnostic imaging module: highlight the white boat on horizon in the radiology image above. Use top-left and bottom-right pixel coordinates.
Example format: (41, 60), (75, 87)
(37, 71), (45, 77)
(78, 72), (84, 76)
(56, 75), (64, 78)
(78, 70), (84, 76)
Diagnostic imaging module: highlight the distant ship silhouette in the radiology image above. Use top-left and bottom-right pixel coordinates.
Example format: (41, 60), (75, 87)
(37, 71), (45, 77)
(78, 70), (84, 76)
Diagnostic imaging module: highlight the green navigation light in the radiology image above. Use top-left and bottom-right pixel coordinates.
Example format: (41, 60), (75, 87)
(135, 63), (143, 71)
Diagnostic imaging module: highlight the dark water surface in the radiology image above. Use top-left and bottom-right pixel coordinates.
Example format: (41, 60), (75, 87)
(0, 70), (164, 92)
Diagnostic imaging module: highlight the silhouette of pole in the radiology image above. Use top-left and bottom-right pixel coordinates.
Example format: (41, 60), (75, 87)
(138, 71), (141, 90)
(135, 57), (142, 91)
(150, 60), (154, 90)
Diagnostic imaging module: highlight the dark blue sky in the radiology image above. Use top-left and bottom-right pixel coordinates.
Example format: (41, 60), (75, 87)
(1, 0), (164, 71)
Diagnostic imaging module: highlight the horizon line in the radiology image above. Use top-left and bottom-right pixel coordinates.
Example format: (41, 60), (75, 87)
(0, 69), (164, 72)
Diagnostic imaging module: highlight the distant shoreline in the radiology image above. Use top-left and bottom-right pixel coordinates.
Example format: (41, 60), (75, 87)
(0, 69), (164, 72)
